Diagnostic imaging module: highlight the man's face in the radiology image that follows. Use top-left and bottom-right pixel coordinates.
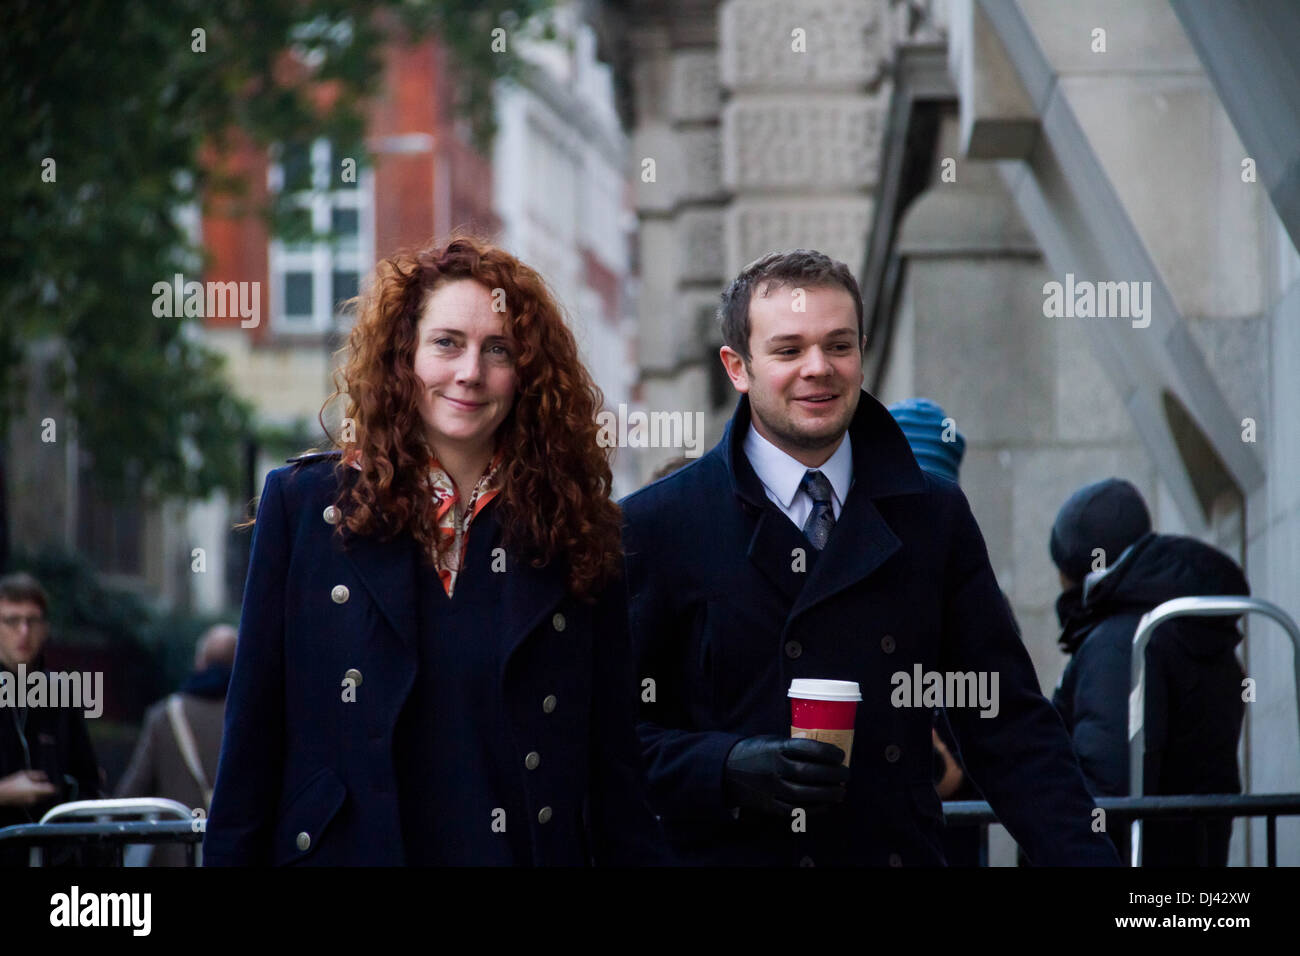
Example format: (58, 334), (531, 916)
(412, 280), (519, 463)
(0, 600), (48, 669)
(720, 282), (865, 463)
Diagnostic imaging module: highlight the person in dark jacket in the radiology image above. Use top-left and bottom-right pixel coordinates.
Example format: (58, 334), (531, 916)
(0, 573), (103, 866)
(622, 249), (1118, 866)
(203, 237), (663, 866)
(1049, 477), (1247, 865)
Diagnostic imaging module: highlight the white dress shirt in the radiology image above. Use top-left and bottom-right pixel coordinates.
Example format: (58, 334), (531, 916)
(743, 423), (854, 531)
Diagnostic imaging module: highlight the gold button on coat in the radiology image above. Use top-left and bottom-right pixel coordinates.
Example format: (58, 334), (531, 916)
(551, 612), (566, 632)
(322, 505), (341, 525)
(344, 668), (362, 686)
(296, 832), (311, 851)
(542, 694), (557, 714)
(525, 751), (541, 770)
(331, 585), (349, 604)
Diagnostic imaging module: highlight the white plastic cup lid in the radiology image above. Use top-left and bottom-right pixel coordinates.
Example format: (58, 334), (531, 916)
(788, 678), (862, 701)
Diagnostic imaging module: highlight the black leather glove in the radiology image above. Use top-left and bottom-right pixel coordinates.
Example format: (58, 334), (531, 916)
(723, 735), (849, 817)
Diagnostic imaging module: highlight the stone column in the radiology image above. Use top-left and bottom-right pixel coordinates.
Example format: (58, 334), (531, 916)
(626, 4), (726, 482)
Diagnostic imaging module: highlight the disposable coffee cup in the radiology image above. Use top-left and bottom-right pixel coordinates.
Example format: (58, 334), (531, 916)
(788, 679), (861, 767)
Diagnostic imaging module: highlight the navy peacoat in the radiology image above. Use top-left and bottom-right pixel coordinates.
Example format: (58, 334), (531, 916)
(203, 451), (663, 866)
(621, 392), (1120, 866)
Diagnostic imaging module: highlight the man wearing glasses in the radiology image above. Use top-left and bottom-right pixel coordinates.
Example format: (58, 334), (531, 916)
(0, 572), (103, 865)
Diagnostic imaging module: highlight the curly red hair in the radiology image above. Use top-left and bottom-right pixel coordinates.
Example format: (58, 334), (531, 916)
(316, 235), (622, 600)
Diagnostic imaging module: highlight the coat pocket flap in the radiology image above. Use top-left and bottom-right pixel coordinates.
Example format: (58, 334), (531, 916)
(275, 767), (346, 864)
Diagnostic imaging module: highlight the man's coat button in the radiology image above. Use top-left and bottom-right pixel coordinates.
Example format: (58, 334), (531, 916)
(296, 832), (311, 852)
(525, 751), (541, 770)
(784, 640), (802, 659)
(331, 585), (350, 604)
(552, 613), (566, 632)
(880, 634), (896, 653)
(884, 744), (901, 763)
(542, 694), (557, 714)
(344, 668), (362, 686)
(537, 806), (553, 824)
(323, 505), (342, 525)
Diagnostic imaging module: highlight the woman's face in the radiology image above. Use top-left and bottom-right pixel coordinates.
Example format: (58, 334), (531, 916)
(413, 280), (519, 459)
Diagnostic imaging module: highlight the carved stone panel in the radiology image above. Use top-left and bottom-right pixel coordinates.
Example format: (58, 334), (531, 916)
(720, 0), (890, 92)
(725, 197), (874, 276)
(678, 208), (726, 282)
(722, 90), (888, 190)
(679, 127), (724, 201)
(670, 50), (722, 122)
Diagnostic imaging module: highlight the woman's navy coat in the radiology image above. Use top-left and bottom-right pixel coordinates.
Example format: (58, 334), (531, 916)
(203, 452), (662, 866)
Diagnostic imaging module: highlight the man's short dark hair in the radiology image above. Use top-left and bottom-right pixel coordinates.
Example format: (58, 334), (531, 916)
(718, 249), (864, 362)
(0, 572), (49, 616)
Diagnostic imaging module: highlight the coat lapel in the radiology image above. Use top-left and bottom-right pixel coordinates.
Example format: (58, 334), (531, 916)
(721, 391), (925, 624)
(498, 554), (569, 680)
(339, 530), (419, 652)
(789, 489), (901, 622)
(719, 399), (815, 604)
(747, 506), (812, 607)
(338, 496), (569, 675)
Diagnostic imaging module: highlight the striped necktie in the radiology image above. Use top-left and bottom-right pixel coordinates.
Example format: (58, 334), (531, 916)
(800, 470), (835, 550)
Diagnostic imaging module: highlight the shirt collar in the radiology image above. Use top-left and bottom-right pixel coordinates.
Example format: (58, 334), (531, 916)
(743, 423), (853, 509)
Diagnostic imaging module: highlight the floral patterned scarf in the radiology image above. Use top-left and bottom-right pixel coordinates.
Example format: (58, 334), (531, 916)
(344, 448), (503, 597)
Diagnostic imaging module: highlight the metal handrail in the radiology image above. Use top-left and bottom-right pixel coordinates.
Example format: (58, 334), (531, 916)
(1129, 596), (1300, 866)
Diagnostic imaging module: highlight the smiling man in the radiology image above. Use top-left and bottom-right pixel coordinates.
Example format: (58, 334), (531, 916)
(620, 250), (1119, 866)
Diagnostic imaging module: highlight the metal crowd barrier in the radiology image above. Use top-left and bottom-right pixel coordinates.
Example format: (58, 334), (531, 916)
(6, 795), (1299, 866)
(6, 595), (1296, 868)
(1128, 596), (1300, 866)
(944, 792), (1300, 866)
(0, 797), (202, 867)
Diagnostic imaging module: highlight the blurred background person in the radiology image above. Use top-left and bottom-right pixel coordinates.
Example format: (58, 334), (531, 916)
(116, 623), (237, 865)
(1049, 478), (1248, 865)
(0, 572), (103, 866)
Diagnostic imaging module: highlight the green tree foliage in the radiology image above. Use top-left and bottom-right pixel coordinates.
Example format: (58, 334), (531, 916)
(0, 0), (548, 501)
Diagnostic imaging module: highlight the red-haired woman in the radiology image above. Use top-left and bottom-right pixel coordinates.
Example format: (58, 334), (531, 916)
(204, 237), (664, 865)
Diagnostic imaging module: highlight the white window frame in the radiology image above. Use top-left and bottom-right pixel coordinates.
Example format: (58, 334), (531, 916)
(268, 137), (374, 333)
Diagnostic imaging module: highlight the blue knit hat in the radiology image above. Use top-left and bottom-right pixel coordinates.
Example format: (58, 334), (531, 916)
(887, 397), (966, 483)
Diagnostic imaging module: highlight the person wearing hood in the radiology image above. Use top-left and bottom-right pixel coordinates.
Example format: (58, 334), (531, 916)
(1049, 478), (1247, 865)
(0, 572), (104, 866)
(116, 623), (237, 865)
